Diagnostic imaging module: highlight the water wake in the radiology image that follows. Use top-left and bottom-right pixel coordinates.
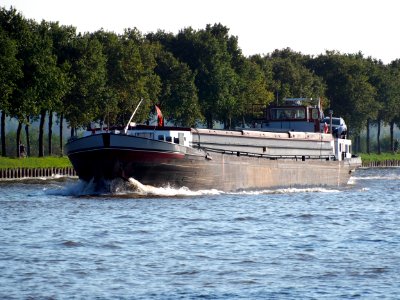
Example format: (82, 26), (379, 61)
(351, 175), (400, 181)
(47, 178), (129, 197)
(127, 179), (340, 196)
(231, 187), (340, 195)
(48, 178), (341, 197)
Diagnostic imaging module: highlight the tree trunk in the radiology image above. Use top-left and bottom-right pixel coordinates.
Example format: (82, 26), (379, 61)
(59, 113), (64, 156)
(71, 127), (75, 137)
(25, 116), (31, 157)
(206, 111), (213, 129)
(1, 111), (6, 157)
(38, 109), (46, 157)
(48, 111), (53, 156)
(206, 116), (212, 129)
(356, 135), (361, 153)
(390, 120), (394, 153)
(353, 135), (358, 153)
(377, 119), (381, 154)
(353, 135), (357, 153)
(16, 121), (22, 158)
(366, 119), (370, 154)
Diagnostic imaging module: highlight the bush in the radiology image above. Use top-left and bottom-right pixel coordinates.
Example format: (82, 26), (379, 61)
(360, 152), (400, 163)
(0, 156), (72, 169)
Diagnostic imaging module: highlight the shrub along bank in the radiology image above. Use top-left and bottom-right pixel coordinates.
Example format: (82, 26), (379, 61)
(359, 152), (400, 164)
(0, 156), (72, 169)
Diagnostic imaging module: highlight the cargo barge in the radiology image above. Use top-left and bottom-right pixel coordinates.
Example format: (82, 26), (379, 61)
(65, 98), (361, 191)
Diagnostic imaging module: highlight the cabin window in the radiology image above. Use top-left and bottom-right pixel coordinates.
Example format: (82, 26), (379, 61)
(158, 135), (165, 141)
(174, 137), (179, 144)
(312, 108), (319, 120)
(270, 108), (305, 120)
(166, 136), (172, 142)
(136, 132), (153, 139)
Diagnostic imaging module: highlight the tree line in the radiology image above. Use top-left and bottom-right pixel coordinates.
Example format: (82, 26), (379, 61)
(1, 7), (400, 157)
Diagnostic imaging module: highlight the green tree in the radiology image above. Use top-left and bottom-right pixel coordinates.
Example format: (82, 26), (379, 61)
(310, 52), (380, 143)
(154, 49), (201, 126)
(116, 28), (161, 125)
(91, 30), (122, 127)
(266, 48), (326, 102)
(94, 28), (161, 127)
(63, 33), (107, 133)
(234, 58), (274, 127)
(46, 22), (75, 155)
(0, 25), (22, 156)
(388, 59), (400, 152)
(0, 8), (41, 157)
(202, 24), (239, 129)
(33, 21), (70, 157)
(365, 59), (396, 153)
(159, 24), (239, 128)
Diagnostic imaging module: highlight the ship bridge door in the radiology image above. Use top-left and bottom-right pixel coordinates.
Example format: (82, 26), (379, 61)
(178, 132), (185, 145)
(335, 139), (352, 161)
(309, 107), (320, 132)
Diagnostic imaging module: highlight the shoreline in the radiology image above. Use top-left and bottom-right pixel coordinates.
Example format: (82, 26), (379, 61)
(0, 167), (76, 180)
(361, 160), (400, 168)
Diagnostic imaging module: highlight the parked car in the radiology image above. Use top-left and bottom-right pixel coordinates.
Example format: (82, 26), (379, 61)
(320, 117), (347, 137)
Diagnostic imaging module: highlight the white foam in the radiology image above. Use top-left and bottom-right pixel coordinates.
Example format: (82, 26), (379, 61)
(127, 179), (340, 196)
(127, 178), (222, 196)
(351, 175), (400, 181)
(231, 187), (340, 195)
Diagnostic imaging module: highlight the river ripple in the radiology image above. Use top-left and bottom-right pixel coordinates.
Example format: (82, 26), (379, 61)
(0, 167), (399, 299)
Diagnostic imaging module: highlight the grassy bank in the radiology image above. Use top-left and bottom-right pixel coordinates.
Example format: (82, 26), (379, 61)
(359, 152), (400, 164)
(0, 156), (72, 169)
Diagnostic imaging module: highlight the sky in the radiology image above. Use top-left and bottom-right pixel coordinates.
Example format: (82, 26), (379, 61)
(2, 0), (400, 64)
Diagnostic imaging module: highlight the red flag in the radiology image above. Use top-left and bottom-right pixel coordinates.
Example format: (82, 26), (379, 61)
(155, 105), (164, 127)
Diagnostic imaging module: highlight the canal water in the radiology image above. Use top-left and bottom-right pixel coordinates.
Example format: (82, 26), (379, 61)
(1, 168), (399, 299)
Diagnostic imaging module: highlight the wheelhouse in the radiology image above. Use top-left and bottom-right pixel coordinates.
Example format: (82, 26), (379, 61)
(255, 98), (323, 132)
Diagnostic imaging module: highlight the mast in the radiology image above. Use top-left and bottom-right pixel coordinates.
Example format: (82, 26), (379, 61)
(124, 98), (144, 134)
